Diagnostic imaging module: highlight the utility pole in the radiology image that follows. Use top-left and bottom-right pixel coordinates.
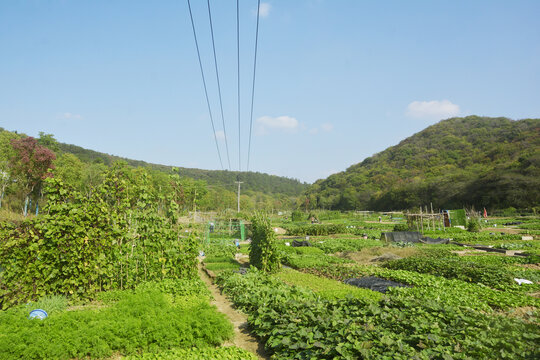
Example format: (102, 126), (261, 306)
(235, 181), (243, 212)
(193, 189), (197, 221)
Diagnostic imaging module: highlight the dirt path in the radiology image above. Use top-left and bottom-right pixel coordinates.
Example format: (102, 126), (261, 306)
(198, 264), (268, 359)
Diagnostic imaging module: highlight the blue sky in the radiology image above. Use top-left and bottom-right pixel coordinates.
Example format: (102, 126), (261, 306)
(1, 0), (539, 183)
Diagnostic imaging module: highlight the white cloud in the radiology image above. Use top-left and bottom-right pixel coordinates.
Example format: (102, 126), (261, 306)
(320, 123), (334, 132)
(258, 3), (271, 17)
(256, 115), (298, 134)
(308, 128), (319, 135)
(61, 112), (82, 120)
(215, 130), (225, 140)
(406, 100), (460, 120)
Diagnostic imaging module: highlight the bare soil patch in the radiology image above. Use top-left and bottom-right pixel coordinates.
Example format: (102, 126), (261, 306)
(452, 249), (489, 256)
(499, 306), (539, 323)
(235, 253), (250, 265)
(516, 263), (540, 271)
(482, 227), (520, 234)
(338, 246), (422, 265)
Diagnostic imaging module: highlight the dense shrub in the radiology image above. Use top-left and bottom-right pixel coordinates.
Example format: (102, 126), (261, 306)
(393, 223), (409, 231)
(467, 218), (481, 232)
(290, 210), (305, 222)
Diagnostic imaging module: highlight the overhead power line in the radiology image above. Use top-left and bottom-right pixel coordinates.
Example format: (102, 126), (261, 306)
(186, 0), (224, 170)
(246, 0), (261, 172)
(236, 0), (241, 171)
(207, 0), (231, 170)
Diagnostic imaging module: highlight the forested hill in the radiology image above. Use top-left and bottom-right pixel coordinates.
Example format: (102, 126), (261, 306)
(306, 116), (540, 210)
(56, 143), (307, 196)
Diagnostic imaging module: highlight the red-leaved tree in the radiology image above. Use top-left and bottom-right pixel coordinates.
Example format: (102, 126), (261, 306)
(9, 137), (56, 215)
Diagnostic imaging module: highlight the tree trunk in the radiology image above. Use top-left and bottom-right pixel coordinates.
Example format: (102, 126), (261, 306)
(23, 195), (29, 216)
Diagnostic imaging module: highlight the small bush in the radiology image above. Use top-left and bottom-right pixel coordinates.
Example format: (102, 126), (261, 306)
(291, 210), (305, 222)
(393, 224), (409, 232)
(467, 218), (481, 232)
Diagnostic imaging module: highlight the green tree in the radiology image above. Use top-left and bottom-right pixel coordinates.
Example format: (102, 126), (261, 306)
(0, 131), (19, 208)
(53, 153), (84, 191)
(37, 132), (60, 153)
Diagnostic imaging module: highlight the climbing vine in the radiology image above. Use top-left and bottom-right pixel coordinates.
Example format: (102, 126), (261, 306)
(249, 213), (280, 273)
(0, 163), (198, 309)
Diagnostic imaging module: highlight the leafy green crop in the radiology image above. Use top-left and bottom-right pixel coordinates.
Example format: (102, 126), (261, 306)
(274, 268), (382, 301)
(383, 256), (515, 288)
(217, 269), (540, 359)
(126, 346), (258, 360)
(0, 286), (233, 359)
(281, 252), (350, 269)
(312, 237), (382, 253)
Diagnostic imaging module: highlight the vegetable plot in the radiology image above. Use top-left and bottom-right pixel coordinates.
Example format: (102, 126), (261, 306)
(217, 269), (539, 359)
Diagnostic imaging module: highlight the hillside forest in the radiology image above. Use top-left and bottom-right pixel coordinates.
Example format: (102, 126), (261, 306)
(0, 128), (306, 217)
(305, 116), (540, 211)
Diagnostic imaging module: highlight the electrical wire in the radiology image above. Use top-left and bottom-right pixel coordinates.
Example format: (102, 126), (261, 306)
(186, 0), (224, 170)
(246, 0), (261, 172)
(207, 0), (231, 170)
(236, 0), (241, 171)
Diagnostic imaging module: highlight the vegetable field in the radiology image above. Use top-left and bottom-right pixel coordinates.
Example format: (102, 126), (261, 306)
(212, 213), (540, 359)
(2, 210), (539, 359)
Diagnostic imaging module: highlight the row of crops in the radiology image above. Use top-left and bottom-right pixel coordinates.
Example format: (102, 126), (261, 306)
(216, 268), (538, 359)
(207, 216), (540, 359)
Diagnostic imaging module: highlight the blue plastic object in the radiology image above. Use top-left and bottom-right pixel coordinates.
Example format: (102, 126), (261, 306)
(28, 309), (48, 320)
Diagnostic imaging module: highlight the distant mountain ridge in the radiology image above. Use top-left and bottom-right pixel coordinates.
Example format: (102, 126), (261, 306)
(305, 116), (540, 210)
(58, 142), (307, 197)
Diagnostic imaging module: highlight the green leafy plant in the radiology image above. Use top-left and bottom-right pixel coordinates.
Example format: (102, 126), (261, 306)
(383, 256), (515, 288)
(0, 287), (233, 359)
(467, 218), (481, 232)
(249, 213), (280, 273)
(290, 210), (305, 222)
(216, 268), (540, 359)
(393, 223), (409, 231)
(126, 346), (257, 360)
(25, 295), (68, 316)
(0, 164), (199, 309)
(274, 268), (382, 301)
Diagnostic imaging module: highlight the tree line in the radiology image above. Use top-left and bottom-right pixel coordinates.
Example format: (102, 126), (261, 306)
(0, 128), (302, 216)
